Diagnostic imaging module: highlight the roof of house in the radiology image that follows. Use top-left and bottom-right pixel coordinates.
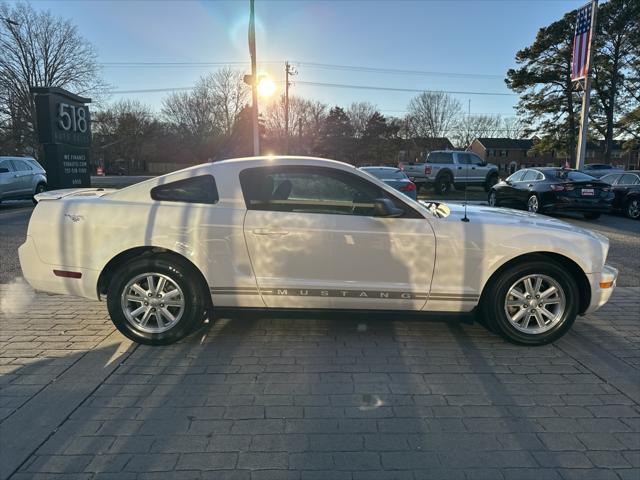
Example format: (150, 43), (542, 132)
(474, 138), (534, 150)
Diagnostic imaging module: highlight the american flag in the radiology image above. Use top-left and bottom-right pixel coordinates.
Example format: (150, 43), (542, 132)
(571, 2), (594, 81)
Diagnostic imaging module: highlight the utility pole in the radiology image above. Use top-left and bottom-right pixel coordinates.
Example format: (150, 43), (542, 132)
(575, 0), (598, 171)
(248, 0), (260, 156)
(284, 61), (297, 154)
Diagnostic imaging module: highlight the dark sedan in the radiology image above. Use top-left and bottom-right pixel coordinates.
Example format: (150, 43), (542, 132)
(360, 166), (417, 199)
(601, 171), (640, 219)
(488, 168), (614, 219)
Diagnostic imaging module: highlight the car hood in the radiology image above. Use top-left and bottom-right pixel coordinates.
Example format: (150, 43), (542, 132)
(442, 202), (608, 242)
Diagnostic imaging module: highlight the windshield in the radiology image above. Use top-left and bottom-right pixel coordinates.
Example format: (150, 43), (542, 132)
(362, 168), (407, 180)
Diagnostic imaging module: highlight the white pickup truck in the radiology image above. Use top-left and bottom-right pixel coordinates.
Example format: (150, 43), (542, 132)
(401, 150), (499, 194)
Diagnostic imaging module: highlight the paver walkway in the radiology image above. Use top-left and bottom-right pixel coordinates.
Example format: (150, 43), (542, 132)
(1, 283), (638, 480)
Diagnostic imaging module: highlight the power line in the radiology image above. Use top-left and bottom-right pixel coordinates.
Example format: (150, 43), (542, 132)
(296, 80), (516, 96)
(108, 81), (515, 97)
(100, 59), (505, 81)
(292, 61), (504, 80)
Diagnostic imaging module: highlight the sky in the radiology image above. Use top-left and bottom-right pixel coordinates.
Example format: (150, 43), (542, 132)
(25, 0), (586, 120)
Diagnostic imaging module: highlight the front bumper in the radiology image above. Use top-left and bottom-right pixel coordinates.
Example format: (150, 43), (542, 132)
(583, 264), (618, 314)
(18, 235), (100, 300)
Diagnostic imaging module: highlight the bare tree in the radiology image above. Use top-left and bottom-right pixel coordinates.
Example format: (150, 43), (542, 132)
(502, 116), (525, 139)
(407, 91), (462, 138)
(0, 1), (105, 153)
(161, 68), (248, 141)
(452, 114), (502, 148)
(347, 101), (377, 138)
(92, 99), (166, 173)
(203, 68), (249, 135)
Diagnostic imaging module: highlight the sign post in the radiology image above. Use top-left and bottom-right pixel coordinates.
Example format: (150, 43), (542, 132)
(30, 87), (92, 189)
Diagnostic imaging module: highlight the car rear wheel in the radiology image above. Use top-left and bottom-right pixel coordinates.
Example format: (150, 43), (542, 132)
(435, 175), (451, 195)
(481, 260), (579, 345)
(625, 198), (640, 219)
(107, 255), (206, 345)
(583, 212), (601, 220)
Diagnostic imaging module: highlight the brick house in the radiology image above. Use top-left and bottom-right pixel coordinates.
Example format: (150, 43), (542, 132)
(469, 138), (558, 175)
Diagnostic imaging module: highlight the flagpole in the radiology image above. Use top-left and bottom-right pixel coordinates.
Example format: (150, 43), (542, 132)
(248, 0), (260, 156)
(575, 0), (597, 171)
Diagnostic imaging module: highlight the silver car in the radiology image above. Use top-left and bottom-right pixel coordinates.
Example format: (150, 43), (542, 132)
(0, 156), (47, 203)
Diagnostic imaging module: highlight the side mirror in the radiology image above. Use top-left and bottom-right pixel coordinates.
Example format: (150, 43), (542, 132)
(374, 198), (405, 218)
(0, 167), (9, 174)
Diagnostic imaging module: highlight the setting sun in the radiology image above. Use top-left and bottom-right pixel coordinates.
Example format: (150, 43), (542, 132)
(257, 75), (276, 98)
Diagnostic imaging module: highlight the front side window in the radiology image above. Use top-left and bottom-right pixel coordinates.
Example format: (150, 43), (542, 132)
(150, 175), (218, 204)
(521, 170), (539, 182)
(507, 170), (525, 182)
(240, 166), (419, 217)
(619, 174), (640, 186)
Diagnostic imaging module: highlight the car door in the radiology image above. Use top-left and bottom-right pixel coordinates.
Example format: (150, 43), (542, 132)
(240, 165), (436, 311)
(10, 159), (35, 196)
(0, 159), (18, 199)
(499, 170), (525, 206)
(470, 153), (490, 182)
(454, 153), (471, 183)
(517, 170), (541, 206)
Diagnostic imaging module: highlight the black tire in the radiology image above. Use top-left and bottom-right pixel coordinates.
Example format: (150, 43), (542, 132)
(434, 175), (451, 195)
(481, 259), (579, 345)
(583, 212), (601, 220)
(485, 173), (499, 192)
(488, 190), (500, 207)
(527, 194), (542, 214)
(624, 198), (640, 220)
(107, 254), (206, 345)
(33, 183), (46, 204)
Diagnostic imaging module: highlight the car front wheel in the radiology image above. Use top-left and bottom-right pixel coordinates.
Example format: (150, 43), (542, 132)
(625, 198), (640, 219)
(107, 255), (206, 345)
(527, 194), (542, 213)
(481, 260), (579, 345)
(488, 191), (499, 207)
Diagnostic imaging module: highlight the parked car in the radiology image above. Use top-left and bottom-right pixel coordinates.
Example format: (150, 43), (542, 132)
(400, 151), (499, 194)
(360, 166), (417, 199)
(489, 168), (614, 219)
(20, 156), (617, 346)
(580, 163), (624, 178)
(0, 156), (47, 204)
(600, 171), (640, 219)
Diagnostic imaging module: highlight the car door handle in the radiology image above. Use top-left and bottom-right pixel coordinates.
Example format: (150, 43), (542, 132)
(252, 228), (289, 236)
(457, 166), (462, 169)
(527, 184), (533, 187)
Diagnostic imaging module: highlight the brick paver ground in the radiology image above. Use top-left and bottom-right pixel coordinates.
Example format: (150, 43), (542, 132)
(0, 283), (638, 480)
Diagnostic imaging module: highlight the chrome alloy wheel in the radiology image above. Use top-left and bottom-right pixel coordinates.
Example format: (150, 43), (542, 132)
(121, 273), (185, 333)
(527, 195), (539, 213)
(489, 192), (497, 207)
(504, 274), (566, 334)
(627, 199), (640, 219)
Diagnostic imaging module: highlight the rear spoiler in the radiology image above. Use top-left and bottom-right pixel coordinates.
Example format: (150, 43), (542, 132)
(34, 188), (116, 202)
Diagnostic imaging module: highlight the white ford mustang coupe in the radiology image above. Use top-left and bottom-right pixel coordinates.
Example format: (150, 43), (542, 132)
(19, 156), (617, 346)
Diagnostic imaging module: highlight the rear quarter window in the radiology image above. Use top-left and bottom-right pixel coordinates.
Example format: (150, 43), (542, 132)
(427, 152), (453, 164)
(150, 175), (219, 204)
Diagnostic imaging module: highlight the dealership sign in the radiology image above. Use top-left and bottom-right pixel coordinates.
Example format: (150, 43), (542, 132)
(31, 87), (91, 189)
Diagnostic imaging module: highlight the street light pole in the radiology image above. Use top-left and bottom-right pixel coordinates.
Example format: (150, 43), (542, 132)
(248, 0), (260, 156)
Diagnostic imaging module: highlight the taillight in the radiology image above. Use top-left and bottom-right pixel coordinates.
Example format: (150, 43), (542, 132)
(401, 182), (417, 192)
(550, 184), (574, 192)
(424, 165), (432, 175)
